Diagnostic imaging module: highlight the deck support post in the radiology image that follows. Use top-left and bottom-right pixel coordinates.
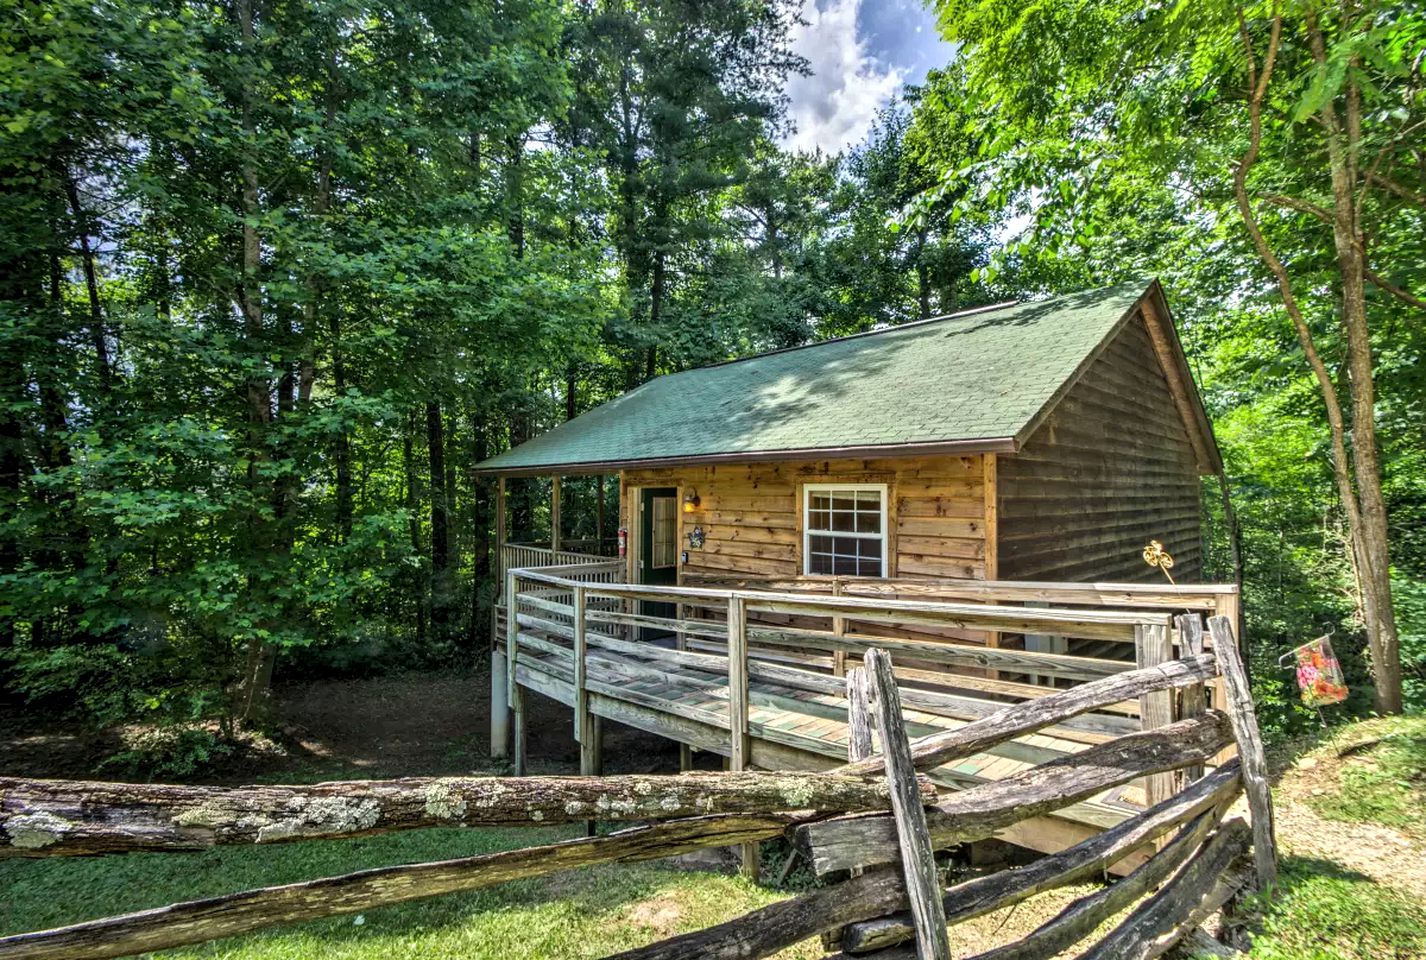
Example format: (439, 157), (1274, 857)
(575, 585), (600, 832)
(489, 649), (508, 760)
(573, 585), (589, 744)
(550, 475), (561, 552)
(1135, 622), (1176, 805)
(676, 599), (693, 771)
(726, 595), (758, 880)
(831, 581), (847, 678)
(506, 570), (521, 772)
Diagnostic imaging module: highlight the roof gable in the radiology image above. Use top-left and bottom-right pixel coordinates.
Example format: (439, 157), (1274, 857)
(477, 281), (1212, 475)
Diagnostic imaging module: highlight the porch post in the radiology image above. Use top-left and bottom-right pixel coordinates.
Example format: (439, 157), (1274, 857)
(550, 475), (561, 552)
(494, 477), (506, 587)
(490, 476), (508, 760)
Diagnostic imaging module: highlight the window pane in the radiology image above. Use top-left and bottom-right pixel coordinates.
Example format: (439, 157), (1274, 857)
(806, 490), (884, 577)
(856, 509), (880, 534)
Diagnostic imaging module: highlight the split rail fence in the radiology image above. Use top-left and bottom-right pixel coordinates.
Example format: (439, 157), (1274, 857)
(1, 600), (1273, 960)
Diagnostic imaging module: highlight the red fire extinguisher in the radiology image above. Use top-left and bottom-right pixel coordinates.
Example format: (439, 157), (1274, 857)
(617, 528), (628, 558)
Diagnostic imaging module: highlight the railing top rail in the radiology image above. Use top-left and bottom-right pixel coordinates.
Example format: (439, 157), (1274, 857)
(680, 574), (1237, 610)
(508, 566), (1175, 631)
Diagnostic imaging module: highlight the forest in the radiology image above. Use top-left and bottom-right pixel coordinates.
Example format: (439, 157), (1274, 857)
(1, 0), (1423, 776)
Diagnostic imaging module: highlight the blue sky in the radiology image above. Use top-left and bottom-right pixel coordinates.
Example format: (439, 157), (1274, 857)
(782, 0), (954, 155)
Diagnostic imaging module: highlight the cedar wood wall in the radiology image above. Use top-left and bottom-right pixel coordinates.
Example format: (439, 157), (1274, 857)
(996, 309), (1204, 583)
(616, 307), (1203, 588)
(619, 455), (995, 584)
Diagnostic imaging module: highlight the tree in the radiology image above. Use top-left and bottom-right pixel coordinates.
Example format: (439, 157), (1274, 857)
(925, 0), (1424, 712)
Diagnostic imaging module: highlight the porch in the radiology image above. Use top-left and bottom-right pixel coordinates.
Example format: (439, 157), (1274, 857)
(489, 540), (1240, 861)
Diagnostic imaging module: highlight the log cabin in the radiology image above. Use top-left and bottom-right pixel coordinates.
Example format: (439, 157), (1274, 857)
(474, 279), (1238, 865)
(478, 279), (1220, 587)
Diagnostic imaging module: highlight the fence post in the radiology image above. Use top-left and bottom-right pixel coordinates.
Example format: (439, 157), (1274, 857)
(1135, 622), (1175, 806)
(726, 595), (757, 879)
(1208, 615), (1277, 892)
(864, 648), (951, 960)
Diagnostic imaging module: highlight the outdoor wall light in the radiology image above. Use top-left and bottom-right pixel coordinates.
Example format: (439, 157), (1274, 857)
(682, 491), (701, 513)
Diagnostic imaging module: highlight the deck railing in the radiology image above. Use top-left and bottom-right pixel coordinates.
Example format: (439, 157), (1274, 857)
(501, 541), (614, 574)
(495, 564), (1242, 810)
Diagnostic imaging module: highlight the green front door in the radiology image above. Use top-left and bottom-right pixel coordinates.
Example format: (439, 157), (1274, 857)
(639, 487), (678, 638)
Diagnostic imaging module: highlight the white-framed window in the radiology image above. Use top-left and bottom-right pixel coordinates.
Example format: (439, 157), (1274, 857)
(803, 483), (888, 577)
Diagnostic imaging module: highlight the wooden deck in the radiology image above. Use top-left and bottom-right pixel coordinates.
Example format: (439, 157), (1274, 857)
(500, 616), (1146, 854)
(492, 559), (1240, 858)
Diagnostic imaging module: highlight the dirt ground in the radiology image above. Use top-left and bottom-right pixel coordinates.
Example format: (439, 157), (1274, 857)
(0, 665), (684, 784)
(1269, 727), (1426, 900)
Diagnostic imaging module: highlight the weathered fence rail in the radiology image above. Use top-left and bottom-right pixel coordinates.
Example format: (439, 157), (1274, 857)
(3, 569), (1273, 960)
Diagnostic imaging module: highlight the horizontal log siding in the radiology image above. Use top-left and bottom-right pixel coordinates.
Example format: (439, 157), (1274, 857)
(997, 311), (1203, 584)
(621, 456), (989, 584)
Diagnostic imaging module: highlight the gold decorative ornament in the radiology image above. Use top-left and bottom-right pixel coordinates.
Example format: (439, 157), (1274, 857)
(1142, 540), (1176, 584)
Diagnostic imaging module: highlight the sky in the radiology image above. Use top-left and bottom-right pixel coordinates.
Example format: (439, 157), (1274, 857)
(782, 0), (954, 156)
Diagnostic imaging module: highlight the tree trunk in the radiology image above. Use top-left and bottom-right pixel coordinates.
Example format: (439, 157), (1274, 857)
(427, 401), (452, 641)
(233, 0), (276, 725)
(915, 229), (931, 320)
(0, 770), (924, 858)
(61, 167), (112, 394)
(1232, 10), (1400, 712)
(1316, 30), (1400, 713)
(471, 411), (491, 642)
(330, 308), (352, 543)
(404, 410), (427, 646)
(505, 134), (525, 259)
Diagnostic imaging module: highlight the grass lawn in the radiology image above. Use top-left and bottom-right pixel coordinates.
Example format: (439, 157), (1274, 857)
(0, 825), (819, 960)
(4, 706), (1425, 959)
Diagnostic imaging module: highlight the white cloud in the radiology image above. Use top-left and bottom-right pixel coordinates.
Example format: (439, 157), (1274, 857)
(782, 0), (904, 155)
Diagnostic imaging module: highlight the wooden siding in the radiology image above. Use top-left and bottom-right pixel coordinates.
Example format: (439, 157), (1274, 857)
(996, 309), (1204, 584)
(620, 456), (990, 584)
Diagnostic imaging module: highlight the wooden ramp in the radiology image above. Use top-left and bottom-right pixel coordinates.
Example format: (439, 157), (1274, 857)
(499, 618), (1149, 855)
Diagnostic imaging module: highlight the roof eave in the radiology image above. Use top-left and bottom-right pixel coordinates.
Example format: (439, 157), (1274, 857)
(472, 436), (1020, 477)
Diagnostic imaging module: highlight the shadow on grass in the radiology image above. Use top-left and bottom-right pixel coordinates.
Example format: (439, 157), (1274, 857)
(1241, 855), (1426, 960)
(0, 824), (784, 960)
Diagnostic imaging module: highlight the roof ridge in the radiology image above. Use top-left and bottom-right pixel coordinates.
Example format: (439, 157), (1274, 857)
(686, 297), (1026, 374)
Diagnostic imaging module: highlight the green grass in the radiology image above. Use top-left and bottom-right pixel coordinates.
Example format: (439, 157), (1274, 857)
(0, 826), (815, 959)
(1245, 857), (1426, 960)
(1306, 717), (1426, 835)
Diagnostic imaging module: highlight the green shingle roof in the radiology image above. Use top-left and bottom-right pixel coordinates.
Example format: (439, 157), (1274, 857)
(477, 282), (1153, 474)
